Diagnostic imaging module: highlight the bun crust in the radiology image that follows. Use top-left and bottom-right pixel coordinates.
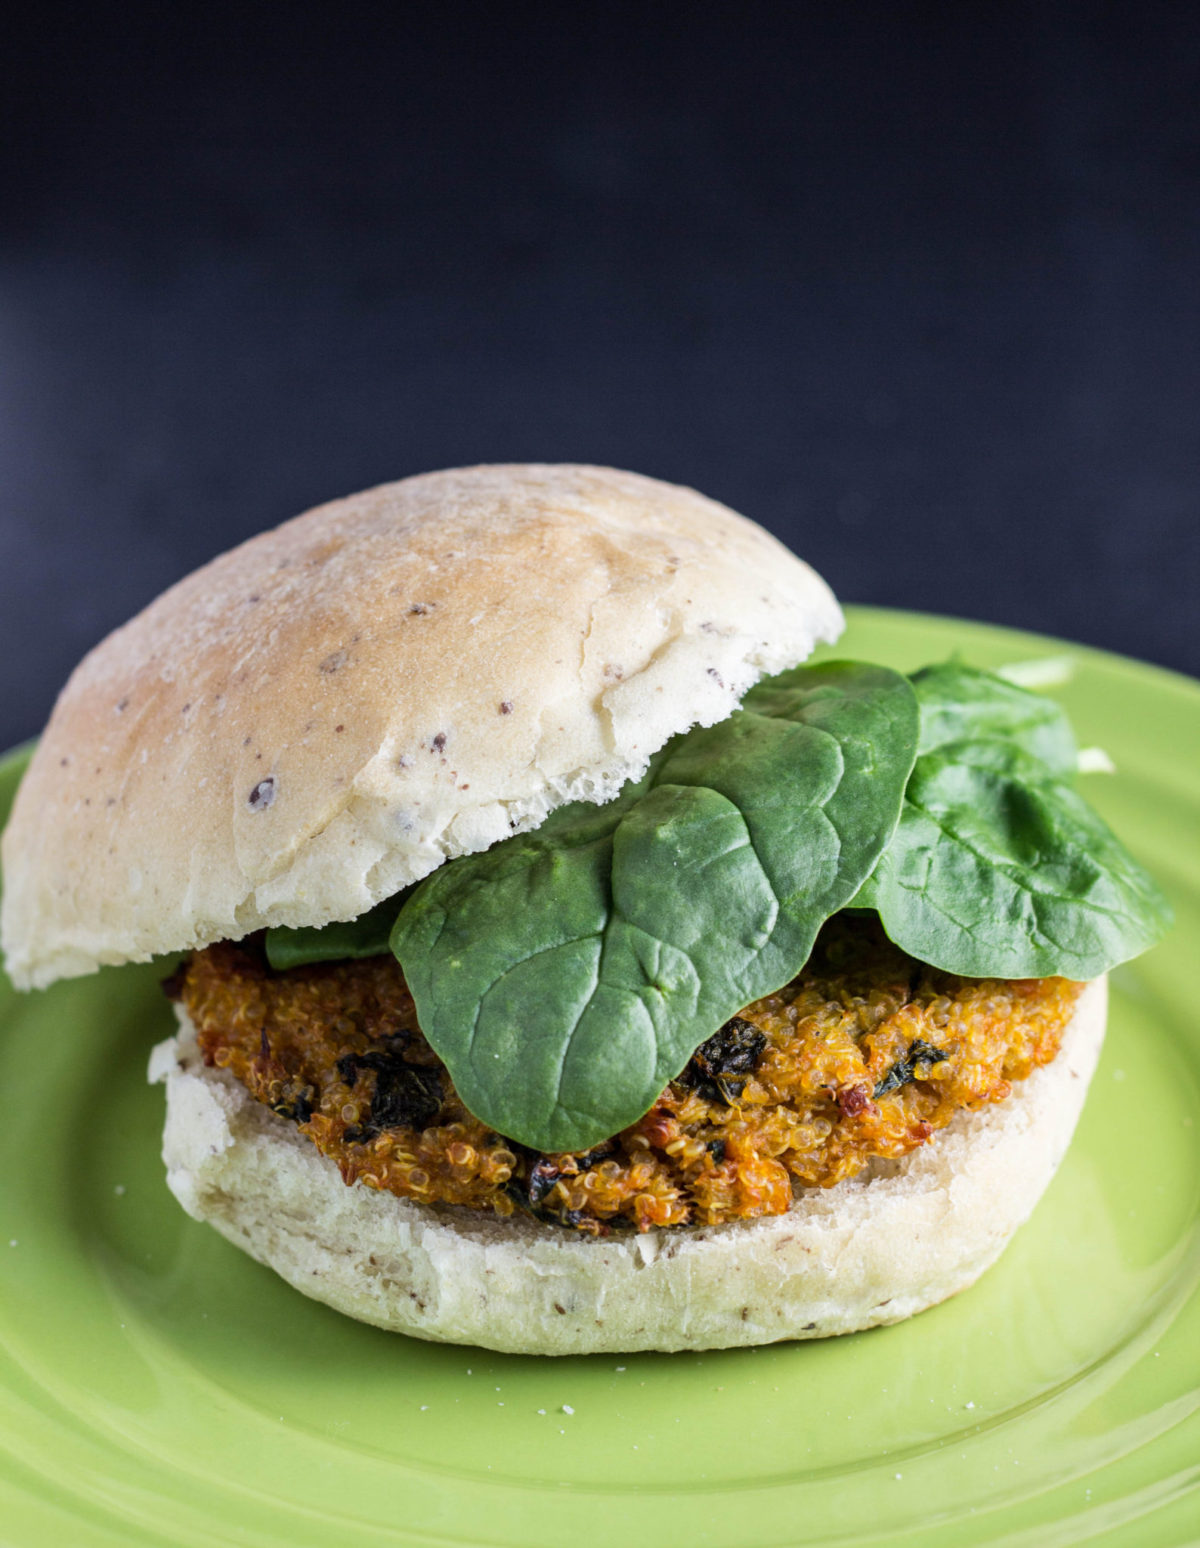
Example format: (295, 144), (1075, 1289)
(152, 978), (1106, 1355)
(1, 466), (840, 989)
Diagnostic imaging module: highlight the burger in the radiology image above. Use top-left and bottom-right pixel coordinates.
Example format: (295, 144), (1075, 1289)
(0, 465), (1169, 1354)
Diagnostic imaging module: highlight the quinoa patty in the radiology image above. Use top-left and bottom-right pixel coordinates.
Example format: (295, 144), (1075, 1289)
(173, 917), (1084, 1235)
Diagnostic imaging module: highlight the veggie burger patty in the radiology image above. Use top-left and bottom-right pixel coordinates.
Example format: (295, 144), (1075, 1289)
(174, 915), (1084, 1235)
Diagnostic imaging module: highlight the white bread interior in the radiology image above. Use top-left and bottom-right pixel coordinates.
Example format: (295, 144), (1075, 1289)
(152, 977), (1106, 1355)
(1, 465), (841, 989)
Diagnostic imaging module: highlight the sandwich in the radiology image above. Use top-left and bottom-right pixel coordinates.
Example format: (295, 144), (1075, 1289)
(0, 464), (1170, 1354)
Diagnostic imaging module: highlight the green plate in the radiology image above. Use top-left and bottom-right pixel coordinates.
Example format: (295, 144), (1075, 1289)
(1, 608), (1198, 1548)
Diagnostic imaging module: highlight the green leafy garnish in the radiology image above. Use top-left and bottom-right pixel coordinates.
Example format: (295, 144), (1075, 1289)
(266, 896), (401, 971)
(390, 663), (919, 1150)
(910, 660), (1077, 772)
(853, 665), (1173, 978)
(263, 657), (1172, 1152)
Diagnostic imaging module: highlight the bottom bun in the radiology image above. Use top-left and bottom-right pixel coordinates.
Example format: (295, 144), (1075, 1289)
(151, 978), (1106, 1354)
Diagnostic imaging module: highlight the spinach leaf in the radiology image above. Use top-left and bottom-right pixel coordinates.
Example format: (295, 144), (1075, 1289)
(873, 1039), (948, 1099)
(910, 661), (1077, 773)
(265, 895), (401, 971)
(854, 737), (1173, 978)
(390, 663), (919, 1151)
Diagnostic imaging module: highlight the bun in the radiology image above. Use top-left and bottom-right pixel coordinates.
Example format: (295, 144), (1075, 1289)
(151, 978), (1105, 1354)
(1, 465), (840, 990)
(2, 461), (842, 990)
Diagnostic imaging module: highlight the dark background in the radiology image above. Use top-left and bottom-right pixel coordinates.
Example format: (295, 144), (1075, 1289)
(2, 3), (1198, 749)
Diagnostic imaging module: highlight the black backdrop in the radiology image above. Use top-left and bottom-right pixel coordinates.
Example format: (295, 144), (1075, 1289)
(2, 4), (1198, 748)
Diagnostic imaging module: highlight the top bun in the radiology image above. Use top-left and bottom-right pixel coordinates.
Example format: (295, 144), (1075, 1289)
(1, 465), (842, 990)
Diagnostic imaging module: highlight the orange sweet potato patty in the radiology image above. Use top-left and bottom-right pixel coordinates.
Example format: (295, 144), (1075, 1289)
(173, 916), (1083, 1234)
